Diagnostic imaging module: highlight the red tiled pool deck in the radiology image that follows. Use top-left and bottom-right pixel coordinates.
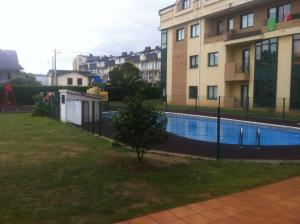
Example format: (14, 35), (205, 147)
(116, 177), (300, 224)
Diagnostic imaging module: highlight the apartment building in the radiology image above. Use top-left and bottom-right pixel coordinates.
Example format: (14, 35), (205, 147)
(159, 0), (300, 109)
(73, 46), (161, 85)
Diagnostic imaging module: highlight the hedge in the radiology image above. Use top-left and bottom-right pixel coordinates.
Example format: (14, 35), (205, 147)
(105, 86), (163, 101)
(0, 85), (163, 105)
(0, 86), (88, 105)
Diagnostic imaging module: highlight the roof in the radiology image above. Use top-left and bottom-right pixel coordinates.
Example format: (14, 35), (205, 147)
(159, 4), (175, 14)
(0, 49), (23, 70)
(126, 55), (140, 63)
(105, 60), (115, 67)
(146, 53), (158, 61)
(47, 70), (91, 77)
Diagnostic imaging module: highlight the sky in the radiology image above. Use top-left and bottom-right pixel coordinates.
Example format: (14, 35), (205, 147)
(0, 0), (174, 74)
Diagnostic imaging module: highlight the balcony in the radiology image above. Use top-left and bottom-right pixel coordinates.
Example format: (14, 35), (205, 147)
(261, 15), (300, 33)
(204, 32), (228, 44)
(225, 63), (250, 82)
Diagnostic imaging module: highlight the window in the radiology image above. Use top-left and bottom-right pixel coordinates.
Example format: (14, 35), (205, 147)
(161, 30), (167, 49)
(293, 34), (300, 65)
(268, 7), (277, 20)
(191, 24), (200, 38)
(67, 78), (73, 85)
(61, 95), (65, 104)
(176, 28), (184, 41)
(208, 52), (219, 67)
(207, 86), (218, 100)
(242, 49), (250, 73)
(182, 0), (190, 10)
(278, 4), (291, 22)
(77, 78), (83, 86)
(268, 4), (291, 22)
(190, 55), (199, 69)
(228, 18), (234, 31)
(217, 21), (224, 35)
(241, 13), (254, 28)
(189, 86), (198, 99)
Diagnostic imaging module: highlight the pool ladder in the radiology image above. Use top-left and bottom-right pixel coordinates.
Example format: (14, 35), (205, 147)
(255, 128), (261, 148)
(238, 128), (244, 147)
(239, 128), (261, 148)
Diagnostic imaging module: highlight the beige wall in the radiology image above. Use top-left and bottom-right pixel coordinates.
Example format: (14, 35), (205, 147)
(57, 73), (89, 87)
(276, 36), (293, 109)
(167, 29), (174, 102)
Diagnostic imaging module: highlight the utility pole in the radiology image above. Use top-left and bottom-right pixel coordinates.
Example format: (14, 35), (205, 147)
(54, 49), (57, 86)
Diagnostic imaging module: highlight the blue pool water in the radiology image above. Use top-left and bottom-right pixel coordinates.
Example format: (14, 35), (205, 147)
(167, 113), (300, 146)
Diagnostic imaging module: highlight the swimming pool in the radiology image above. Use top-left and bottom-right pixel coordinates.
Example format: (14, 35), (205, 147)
(103, 111), (300, 146)
(167, 113), (300, 146)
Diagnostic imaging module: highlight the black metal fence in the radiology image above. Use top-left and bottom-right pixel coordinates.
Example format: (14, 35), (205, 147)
(68, 97), (300, 161)
(48, 94), (60, 121)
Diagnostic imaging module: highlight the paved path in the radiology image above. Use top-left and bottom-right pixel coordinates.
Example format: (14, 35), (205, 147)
(116, 177), (300, 224)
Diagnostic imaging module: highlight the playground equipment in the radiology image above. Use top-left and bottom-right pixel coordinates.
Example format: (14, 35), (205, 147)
(0, 83), (17, 112)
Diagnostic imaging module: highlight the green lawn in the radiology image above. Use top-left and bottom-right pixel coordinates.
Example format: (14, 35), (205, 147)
(1, 113), (300, 224)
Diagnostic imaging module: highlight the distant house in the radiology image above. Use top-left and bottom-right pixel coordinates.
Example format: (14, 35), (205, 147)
(46, 70), (90, 87)
(0, 49), (23, 84)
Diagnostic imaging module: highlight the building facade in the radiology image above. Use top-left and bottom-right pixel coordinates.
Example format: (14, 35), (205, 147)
(73, 46), (161, 85)
(159, 0), (300, 109)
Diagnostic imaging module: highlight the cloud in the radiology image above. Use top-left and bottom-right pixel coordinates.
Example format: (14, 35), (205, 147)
(0, 0), (174, 73)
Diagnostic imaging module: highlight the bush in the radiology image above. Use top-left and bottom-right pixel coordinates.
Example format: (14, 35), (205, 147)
(0, 85), (88, 105)
(112, 96), (168, 161)
(32, 92), (49, 116)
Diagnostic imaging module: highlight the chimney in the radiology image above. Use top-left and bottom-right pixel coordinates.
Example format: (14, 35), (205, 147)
(122, 52), (127, 56)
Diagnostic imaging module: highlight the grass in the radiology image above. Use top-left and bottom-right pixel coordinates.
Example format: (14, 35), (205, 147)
(0, 113), (300, 224)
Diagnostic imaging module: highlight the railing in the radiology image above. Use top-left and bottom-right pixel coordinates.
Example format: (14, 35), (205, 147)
(262, 16), (300, 33)
(225, 63), (250, 82)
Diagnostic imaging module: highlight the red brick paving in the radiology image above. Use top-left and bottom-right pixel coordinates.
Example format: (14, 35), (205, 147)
(115, 177), (300, 224)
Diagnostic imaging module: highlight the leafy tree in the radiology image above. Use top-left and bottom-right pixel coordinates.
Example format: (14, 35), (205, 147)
(11, 72), (41, 86)
(112, 96), (168, 161)
(108, 62), (145, 97)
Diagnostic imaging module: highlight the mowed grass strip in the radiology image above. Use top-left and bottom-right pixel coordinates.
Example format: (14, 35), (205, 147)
(0, 113), (300, 224)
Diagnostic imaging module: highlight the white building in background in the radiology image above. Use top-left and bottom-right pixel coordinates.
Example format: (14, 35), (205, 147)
(73, 46), (162, 85)
(46, 70), (90, 87)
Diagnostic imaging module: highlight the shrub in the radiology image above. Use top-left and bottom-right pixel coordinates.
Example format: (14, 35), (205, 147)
(32, 92), (49, 116)
(112, 96), (168, 161)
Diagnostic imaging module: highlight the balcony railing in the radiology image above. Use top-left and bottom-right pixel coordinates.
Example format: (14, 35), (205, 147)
(225, 63), (250, 82)
(261, 15), (300, 33)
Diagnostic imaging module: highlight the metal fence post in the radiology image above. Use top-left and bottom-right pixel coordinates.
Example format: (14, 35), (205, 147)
(246, 97), (249, 118)
(217, 96), (221, 161)
(99, 101), (103, 136)
(282, 98), (286, 121)
(92, 101), (95, 134)
(81, 101), (85, 130)
(165, 98), (168, 112)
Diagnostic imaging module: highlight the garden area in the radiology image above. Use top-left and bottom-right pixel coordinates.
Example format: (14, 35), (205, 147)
(1, 113), (300, 223)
